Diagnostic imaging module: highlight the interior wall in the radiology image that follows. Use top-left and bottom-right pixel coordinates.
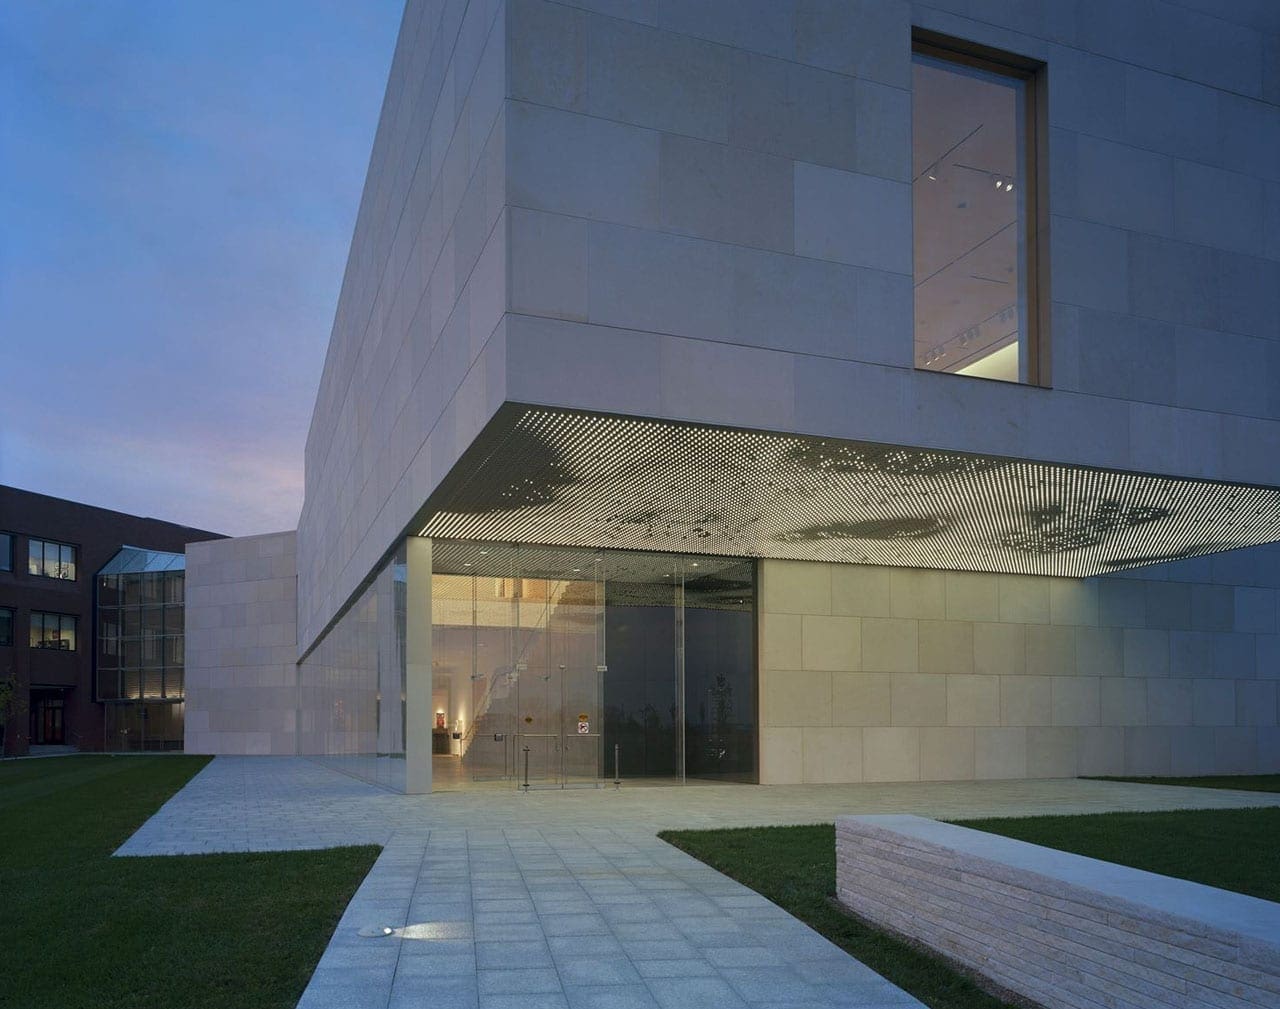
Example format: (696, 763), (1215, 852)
(758, 547), (1280, 784)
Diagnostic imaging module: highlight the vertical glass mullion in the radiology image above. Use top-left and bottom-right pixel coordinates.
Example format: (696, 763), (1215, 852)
(675, 561), (686, 785)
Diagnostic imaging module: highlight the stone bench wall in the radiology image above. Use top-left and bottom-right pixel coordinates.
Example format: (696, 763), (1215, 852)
(835, 814), (1280, 1009)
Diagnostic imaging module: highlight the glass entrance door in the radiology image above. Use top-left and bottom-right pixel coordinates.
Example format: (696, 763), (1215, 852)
(433, 542), (756, 789)
(516, 558), (603, 788)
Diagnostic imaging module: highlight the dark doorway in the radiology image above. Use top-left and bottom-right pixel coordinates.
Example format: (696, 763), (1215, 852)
(601, 558), (757, 783)
(30, 691), (66, 745)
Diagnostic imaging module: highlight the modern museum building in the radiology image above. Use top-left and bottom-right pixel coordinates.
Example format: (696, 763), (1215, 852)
(183, 0), (1280, 794)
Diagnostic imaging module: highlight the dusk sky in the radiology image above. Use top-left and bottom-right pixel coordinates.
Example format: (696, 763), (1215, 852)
(0, 1), (404, 536)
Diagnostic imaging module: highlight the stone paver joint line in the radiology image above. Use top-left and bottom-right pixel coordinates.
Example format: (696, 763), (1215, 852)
(113, 757), (1280, 1009)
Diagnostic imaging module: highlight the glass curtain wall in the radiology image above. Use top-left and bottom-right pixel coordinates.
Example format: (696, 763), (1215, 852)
(432, 541), (756, 788)
(96, 547), (187, 751)
(297, 545), (407, 791)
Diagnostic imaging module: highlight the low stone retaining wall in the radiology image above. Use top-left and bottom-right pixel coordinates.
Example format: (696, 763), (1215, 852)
(835, 814), (1280, 1009)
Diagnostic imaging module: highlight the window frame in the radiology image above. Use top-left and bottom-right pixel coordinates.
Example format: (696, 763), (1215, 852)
(0, 607), (13, 647)
(27, 537), (79, 581)
(0, 532), (11, 572)
(910, 29), (1050, 387)
(30, 611), (78, 651)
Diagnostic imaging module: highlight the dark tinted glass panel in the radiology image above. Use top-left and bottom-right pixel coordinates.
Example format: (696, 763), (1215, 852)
(164, 605), (184, 634)
(0, 533), (10, 571)
(99, 575), (121, 606)
(604, 583), (679, 779)
(141, 572), (163, 605)
(118, 669), (139, 700)
(141, 633), (164, 665)
(123, 639), (142, 668)
(683, 561), (756, 782)
(98, 668), (120, 700)
(0, 608), (12, 646)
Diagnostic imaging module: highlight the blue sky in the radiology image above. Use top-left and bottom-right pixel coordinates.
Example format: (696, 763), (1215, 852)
(0, 1), (403, 535)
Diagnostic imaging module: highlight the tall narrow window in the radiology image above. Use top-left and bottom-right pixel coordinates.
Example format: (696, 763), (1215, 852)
(0, 533), (11, 571)
(0, 608), (13, 647)
(912, 33), (1045, 384)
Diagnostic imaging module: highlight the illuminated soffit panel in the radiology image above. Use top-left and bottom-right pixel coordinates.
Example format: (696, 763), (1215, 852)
(417, 406), (1280, 578)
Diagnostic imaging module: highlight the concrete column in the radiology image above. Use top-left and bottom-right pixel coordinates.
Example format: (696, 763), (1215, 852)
(405, 537), (433, 794)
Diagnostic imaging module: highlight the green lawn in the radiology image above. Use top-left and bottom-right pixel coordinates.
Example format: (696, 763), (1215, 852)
(1086, 774), (1280, 793)
(660, 824), (1015, 1009)
(960, 805), (1280, 903)
(661, 805), (1280, 1009)
(1, 755), (379, 1009)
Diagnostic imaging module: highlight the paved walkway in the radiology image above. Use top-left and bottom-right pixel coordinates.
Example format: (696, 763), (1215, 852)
(115, 758), (1280, 1009)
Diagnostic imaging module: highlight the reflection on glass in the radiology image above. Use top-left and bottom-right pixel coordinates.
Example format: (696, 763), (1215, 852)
(431, 542), (757, 788)
(913, 50), (1027, 383)
(95, 546), (187, 750)
(27, 539), (77, 580)
(30, 611), (77, 649)
(297, 545), (408, 792)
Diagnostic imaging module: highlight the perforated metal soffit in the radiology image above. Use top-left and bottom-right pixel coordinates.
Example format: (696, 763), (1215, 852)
(416, 405), (1280, 578)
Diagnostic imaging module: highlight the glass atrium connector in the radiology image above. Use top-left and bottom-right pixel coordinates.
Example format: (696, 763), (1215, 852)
(96, 546), (187, 751)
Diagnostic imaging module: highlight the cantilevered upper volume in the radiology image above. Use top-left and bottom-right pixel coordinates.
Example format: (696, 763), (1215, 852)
(187, 0), (1280, 785)
(415, 405), (1280, 579)
(293, 0), (1280, 655)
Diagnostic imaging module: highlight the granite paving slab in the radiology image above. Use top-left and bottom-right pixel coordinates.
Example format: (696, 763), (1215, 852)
(114, 757), (1280, 1009)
